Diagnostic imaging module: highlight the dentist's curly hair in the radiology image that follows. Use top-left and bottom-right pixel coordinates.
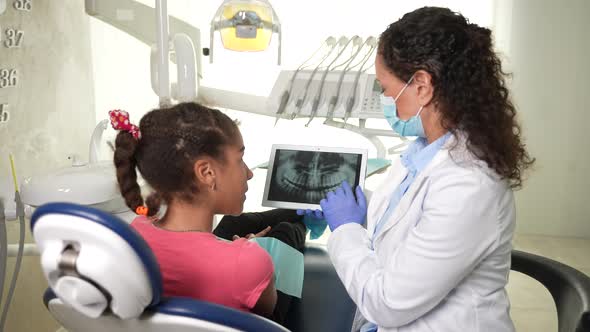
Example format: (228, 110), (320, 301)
(114, 102), (239, 216)
(378, 7), (534, 189)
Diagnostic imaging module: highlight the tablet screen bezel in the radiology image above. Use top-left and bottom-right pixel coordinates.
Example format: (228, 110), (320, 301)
(261, 144), (368, 210)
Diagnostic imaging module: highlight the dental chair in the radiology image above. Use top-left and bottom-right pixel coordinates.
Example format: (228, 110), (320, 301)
(511, 250), (590, 332)
(32, 202), (356, 332)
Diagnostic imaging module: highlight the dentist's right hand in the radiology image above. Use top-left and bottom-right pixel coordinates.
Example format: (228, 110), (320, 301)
(320, 180), (367, 232)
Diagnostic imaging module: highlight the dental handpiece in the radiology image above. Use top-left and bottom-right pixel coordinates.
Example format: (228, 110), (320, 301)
(326, 37), (371, 122)
(344, 93), (356, 121)
(304, 98), (321, 127)
(275, 72), (300, 126)
(325, 97), (338, 122)
(292, 65), (323, 120)
(344, 38), (377, 123)
(306, 36), (361, 126)
(274, 90), (291, 126)
(326, 71), (349, 123)
(344, 64), (366, 123)
(291, 37), (343, 120)
(274, 37), (337, 125)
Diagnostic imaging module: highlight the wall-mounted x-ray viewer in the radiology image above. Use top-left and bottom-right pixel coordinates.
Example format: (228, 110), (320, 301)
(262, 145), (367, 210)
(210, 0), (281, 65)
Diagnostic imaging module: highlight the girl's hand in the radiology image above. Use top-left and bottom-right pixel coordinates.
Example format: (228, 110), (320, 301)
(232, 226), (272, 240)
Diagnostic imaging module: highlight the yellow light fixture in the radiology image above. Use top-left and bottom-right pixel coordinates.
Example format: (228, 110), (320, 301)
(210, 0), (281, 64)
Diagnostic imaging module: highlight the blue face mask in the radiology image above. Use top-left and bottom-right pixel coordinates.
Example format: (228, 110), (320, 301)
(381, 76), (425, 137)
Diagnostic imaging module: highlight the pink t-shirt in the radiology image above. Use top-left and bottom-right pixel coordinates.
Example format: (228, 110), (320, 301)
(131, 216), (274, 312)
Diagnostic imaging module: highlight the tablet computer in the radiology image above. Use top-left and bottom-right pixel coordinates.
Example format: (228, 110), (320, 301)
(262, 144), (368, 210)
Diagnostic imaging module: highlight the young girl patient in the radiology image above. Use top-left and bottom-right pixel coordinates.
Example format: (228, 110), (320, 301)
(110, 102), (305, 324)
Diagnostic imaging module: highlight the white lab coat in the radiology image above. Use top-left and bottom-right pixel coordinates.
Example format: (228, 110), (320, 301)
(328, 134), (516, 332)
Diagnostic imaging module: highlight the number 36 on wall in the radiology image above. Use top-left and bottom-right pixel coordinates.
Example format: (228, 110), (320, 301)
(0, 69), (18, 88)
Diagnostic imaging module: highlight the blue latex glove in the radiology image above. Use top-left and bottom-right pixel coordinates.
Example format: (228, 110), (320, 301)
(320, 180), (367, 232)
(296, 209), (327, 240)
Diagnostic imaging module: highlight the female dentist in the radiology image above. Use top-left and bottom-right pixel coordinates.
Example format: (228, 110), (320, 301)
(318, 7), (535, 332)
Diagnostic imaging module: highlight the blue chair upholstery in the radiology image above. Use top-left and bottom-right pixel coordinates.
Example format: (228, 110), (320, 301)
(42, 287), (290, 332)
(33, 202), (357, 332)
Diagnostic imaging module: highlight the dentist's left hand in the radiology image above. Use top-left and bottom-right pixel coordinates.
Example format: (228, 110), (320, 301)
(320, 180), (367, 232)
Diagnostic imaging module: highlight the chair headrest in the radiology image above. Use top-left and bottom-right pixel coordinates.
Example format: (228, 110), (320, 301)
(31, 202), (163, 319)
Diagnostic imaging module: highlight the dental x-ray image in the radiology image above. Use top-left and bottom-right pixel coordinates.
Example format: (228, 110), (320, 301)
(267, 149), (362, 205)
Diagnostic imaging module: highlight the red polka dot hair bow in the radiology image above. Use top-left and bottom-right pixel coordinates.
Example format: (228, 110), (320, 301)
(109, 109), (141, 140)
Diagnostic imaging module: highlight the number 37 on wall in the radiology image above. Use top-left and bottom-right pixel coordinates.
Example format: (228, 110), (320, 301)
(4, 28), (24, 48)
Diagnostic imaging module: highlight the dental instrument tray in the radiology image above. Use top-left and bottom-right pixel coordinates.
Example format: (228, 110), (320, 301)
(262, 144), (367, 210)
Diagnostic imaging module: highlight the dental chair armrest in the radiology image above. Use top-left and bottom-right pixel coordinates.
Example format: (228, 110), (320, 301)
(153, 297), (289, 332)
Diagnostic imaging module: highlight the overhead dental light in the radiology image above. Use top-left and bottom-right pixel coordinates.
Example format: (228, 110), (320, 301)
(210, 0), (281, 65)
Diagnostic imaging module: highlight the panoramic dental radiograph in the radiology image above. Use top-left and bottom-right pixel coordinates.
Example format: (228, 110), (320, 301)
(268, 150), (361, 204)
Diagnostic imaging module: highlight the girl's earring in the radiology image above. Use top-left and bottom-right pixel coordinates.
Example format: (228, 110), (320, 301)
(210, 182), (216, 192)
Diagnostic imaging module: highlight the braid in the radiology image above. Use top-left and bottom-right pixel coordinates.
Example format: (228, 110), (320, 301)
(113, 131), (144, 212)
(145, 191), (162, 217)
